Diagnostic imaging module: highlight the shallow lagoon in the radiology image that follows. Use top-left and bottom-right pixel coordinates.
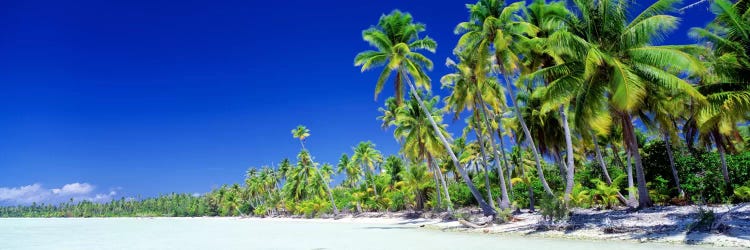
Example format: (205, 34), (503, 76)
(0, 218), (731, 250)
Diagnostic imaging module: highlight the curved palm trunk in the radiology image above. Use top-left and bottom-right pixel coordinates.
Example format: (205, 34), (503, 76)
(662, 131), (684, 197)
(626, 149), (635, 202)
(592, 134), (629, 206)
(555, 153), (567, 183)
(712, 130), (732, 193)
(502, 74), (554, 196)
(472, 121), (495, 207)
(404, 73), (496, 216)
(496, 127), (514, 199)
(478, 99), (510, 209)
(621, 113), (653, 208)
(313, 168), (338, 216)
(560, 108), (576, 202)
(592, 135), (613, 184)
(428, 154), (443, 211)
(431, 157), (453, 211)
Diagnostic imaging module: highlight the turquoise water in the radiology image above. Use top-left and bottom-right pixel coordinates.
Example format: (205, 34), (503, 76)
(0, 218), (730, 250)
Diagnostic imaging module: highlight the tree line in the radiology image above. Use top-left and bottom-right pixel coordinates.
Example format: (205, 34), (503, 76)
(3, 0), (750, 218)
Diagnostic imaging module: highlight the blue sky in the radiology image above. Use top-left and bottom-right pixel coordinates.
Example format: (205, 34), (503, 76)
(0, 0), (715, 204)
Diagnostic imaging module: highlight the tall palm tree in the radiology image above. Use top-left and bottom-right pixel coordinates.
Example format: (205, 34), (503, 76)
(518, 0), (579, 201)
(442, 51), (511, 209)
(288, 126), (338, 215)
(291, 125), (311, 150)
(355, 10), (496, 216)
(394, 93), (453, 210)
(533, 0), (706, 208)
(350, 141), (384, 196)
(456, 0), (555, 196)
(336, 153), (361, 188)
(689, 0), (750, 192)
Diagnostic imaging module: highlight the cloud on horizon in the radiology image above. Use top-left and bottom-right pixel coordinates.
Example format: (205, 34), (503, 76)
(0, 182), (118, 205)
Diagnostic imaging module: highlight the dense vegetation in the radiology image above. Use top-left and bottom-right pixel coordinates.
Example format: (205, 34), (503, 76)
(3, 0), (750, 218)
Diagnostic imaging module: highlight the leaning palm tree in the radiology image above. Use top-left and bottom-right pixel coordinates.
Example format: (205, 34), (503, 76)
(689, 0), (750, 193)
(289, 126), (338, 215)
(455, 0), (555, 196)
(355, 10), (496, 216)
(291, 125), (311, 150)
(533, 0), (706, 208)
(518, 0), (579, 202)
(394, 93), (453, 210)
(442, 50), (511, 209)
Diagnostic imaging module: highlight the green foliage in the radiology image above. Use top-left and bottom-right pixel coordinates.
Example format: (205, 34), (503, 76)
(539, 194), (568, 223)
(735, 186), (750, 201)
(591, 179), (620, 208)
(688, 207), (716, 232)
(0, 193), (210, 218)
(648, 176), (672, 205)
(677, 151), (731, 204)
(642, 141), (680, 186)
(447, 182), (476, 207)
(569, 183), (591, 208)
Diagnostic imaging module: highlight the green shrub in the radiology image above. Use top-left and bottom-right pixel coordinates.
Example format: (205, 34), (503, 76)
(677, 152), (729, 204)
(688, 207), (716, 232)
(735, 186), (750, 201)
(447, 182), (476, 207)
(510, 177), (544, 209)
(648, 176), (672, 205)
(539, 194), (568, 223)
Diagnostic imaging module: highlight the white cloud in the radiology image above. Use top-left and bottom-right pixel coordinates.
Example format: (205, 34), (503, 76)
(51, 183), (94, 195)
(0, 182), (118, 205)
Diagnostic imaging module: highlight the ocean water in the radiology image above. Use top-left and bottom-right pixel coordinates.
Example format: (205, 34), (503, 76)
(0, 218), (727, 250)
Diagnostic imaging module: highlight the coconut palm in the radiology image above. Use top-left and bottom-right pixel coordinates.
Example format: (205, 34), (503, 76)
(378, 97), (400, 130)
(355, 10), (496, 216)
(350, 141), (384, 196)
(530, 0), (706, 208)
(336, 154), (361, 188)
(291, 125), (311, 150)
(288, 126), (338, 215)
(689, 0), (750, 192)
(518, 0), (579, 201)
(383, 155), (405, 184)
(455, 0), (555, 196)
(393, 93), (453, 210)
(399, 162), (433, 210)
(442, 49), (511, 209)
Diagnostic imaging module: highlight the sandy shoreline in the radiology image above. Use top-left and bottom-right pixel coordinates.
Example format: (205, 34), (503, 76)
(14, 204), (747, 248)
(234, 204), (750, 248)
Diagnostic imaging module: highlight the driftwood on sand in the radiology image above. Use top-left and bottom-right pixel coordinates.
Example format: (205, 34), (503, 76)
(458, 218), (492, 228)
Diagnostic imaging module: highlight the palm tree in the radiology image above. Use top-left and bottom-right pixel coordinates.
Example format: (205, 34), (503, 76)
(336, 154), (361, 188)
(518, 0), (579, 202)
(533, 0), (706, 208)
(383, 155), (405, 184)
(689, 0), (750, 192)
(393, 93), (453, 210)
(291, 125), (311, 150)
(355, 10), (496, 216)
(640, 88), (689, 197)
(288, 126), (338, 215)
(350, 141), (384, 196)
(378, 97), (400, 130)
(399, 162), (433, 210)
(456, 0), (555, 196)
(442, 49), (511, 209)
